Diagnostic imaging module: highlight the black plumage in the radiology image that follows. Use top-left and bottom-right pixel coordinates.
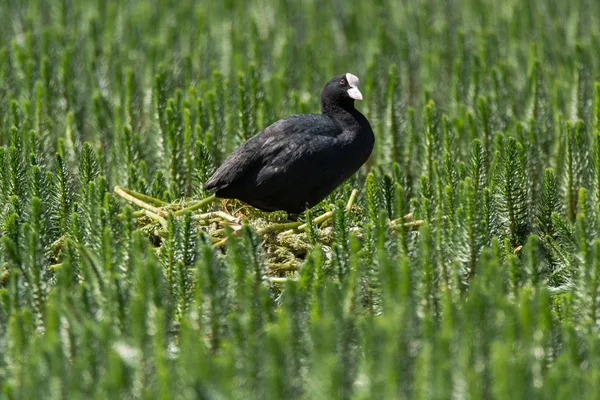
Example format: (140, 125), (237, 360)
(204, 73), (374, 214)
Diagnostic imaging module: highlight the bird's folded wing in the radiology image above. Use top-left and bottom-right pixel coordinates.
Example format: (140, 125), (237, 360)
(204, 114), (341, 193)
(202, 141), (263, 192)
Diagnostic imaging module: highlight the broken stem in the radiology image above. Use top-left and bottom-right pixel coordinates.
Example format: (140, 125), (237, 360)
(174, 195), (217, 216)
(345, 189), (359, 211)
(389, 212), (414, 226)
(117, 186), (168, 207)
(144, 209), (168, 229)
(394, 219), (424, 229)
(268, 277), (296, 284)
(215, 237), (229, 248)
(114, 186), (168, 217)
(257, 221), (302, 235)
(193, 210), (240, 224)
(133, 210), (145, 218)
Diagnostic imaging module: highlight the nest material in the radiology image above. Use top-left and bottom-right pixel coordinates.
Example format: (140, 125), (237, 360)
(114, 186), (362, 275)
(114, 186), (423, 276)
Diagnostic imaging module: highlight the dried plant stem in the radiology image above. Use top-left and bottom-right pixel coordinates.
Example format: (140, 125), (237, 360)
(268, 277), (296, 284)
(114, 186), (168, 217)
(389, 213), (414, 226)
(193, 210), (240, 224)
(258, 221), (302, 235)
(117, 186), (169, 206)
(145, 210), (168, 229)
(345, 189), (359, 211)
(133, 210), (145, 218)
(394, 220), (425, 229)
(215, 237), (229, 248)
(174, 195), (217, 216)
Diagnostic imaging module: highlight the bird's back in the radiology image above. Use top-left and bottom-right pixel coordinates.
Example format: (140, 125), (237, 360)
(203, 114), (344, 211)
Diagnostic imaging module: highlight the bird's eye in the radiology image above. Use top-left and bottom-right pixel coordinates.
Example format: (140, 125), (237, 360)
(340, 79), (346, 85)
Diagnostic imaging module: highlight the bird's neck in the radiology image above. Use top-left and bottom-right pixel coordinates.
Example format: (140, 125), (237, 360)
(322, 98), (373, 153)
(321, 99), (358, 125)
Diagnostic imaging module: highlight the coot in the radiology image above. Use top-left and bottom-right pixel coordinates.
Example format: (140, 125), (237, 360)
(204, 73), (374, 214)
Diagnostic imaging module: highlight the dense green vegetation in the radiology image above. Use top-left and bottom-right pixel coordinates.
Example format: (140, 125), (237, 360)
(2, 0), (600, 398)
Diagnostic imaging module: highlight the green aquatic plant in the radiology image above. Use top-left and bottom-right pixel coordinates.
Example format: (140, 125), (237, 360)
(2, 0), (600, 398)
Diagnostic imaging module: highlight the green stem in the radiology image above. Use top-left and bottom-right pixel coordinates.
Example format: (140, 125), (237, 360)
(117, 185), (168, 206)
(174, 195), (217, 216)
(144, 210), (168, 229)
(114, 186), (168, 217)
(258, 221), (302, 235)
(345, 188), (359, 212)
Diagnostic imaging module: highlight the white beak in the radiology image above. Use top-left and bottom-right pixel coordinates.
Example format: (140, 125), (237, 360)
(347, 87), (363, 101)
(346, 73), (363, 100)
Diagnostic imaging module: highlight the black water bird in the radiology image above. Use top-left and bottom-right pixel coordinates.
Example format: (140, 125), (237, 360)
(204, 73), (374, 214)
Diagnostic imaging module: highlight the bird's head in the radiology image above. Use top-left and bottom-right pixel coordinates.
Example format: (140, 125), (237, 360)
(321, 73), (363, 110)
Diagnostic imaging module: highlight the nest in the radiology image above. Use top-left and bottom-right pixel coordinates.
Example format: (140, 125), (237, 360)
(113, 186), (423, 279)
(114, 186), (363, 276)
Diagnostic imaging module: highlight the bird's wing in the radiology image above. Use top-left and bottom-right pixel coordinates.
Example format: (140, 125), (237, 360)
(202, 136), (263, 192)
(255, 133), (340, 185)
(255, 115), (343, 184)
(204, 114), (342, 193)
